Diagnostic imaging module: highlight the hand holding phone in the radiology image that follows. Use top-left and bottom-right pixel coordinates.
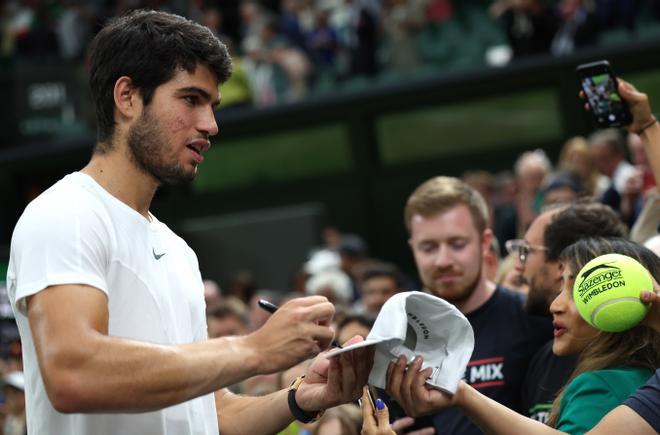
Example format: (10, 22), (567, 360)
(576, 60), (632, 128)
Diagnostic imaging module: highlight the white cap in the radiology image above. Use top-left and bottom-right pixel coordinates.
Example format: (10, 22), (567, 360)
(305, 269), (353, 304)
(327, 291), (474, 394)
(3, 371), (25, 391)
(304, 249), (341, 275)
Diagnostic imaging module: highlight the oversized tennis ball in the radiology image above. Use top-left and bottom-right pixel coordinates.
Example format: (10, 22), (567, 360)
(573, 253), (651, 332)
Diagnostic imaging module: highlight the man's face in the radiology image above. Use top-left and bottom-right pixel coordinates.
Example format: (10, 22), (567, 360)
(516, 210), (560, 316)
(409, 205), (486, 304)
(361, 275), (399, 315)
(207, 315), (248, 338)
(544, 186), (577, 206)
(589, 142), (616, 177)
(127, 65), (220, 184)
(337, 319), (371, 344)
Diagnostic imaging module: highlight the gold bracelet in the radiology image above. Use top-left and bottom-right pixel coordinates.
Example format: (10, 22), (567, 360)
(635, 116), (658, 135)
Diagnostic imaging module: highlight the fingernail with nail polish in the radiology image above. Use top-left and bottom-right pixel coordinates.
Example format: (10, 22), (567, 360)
(376, 399), (385, 410)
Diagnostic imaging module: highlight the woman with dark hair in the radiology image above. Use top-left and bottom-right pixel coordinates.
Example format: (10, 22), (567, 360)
(376, 237), (659, 435)
(546, 237), (660, 432)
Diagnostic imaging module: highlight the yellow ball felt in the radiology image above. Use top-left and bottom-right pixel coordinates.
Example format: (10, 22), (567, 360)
(573, 253), (651, 332)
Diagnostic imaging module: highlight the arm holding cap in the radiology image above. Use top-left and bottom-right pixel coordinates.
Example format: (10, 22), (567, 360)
(386, 356), (559, 434)
(388, 357), (659, 435)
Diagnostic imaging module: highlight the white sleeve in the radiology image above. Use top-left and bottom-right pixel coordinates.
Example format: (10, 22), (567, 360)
(9, 190), (111, 314)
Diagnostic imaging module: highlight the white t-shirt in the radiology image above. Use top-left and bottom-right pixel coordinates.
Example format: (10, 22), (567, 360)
(6, 172), (218, 435)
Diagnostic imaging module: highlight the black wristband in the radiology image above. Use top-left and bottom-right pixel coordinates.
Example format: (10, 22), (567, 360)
(287, 387), (319, 423)
(287, 375), (324, 423)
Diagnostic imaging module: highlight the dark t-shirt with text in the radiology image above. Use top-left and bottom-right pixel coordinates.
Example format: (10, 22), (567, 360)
(522, 340), (577, 423)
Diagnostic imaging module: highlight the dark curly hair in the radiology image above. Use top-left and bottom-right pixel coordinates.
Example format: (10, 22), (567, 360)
(544, 200), (628, 261)
(88, 9), (232, 145)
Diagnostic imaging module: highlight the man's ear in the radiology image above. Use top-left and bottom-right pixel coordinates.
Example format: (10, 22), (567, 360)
(113, 76), (142, 121)
(549, 259), (563, 282)
(481, 228), (493, 256)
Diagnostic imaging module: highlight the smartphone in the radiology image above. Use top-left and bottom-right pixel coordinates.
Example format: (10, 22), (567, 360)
(576, 60), (632, 128)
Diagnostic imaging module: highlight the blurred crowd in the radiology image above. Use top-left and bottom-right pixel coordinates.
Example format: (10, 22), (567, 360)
(0, 2), (659, 435)
(0, 120), (658, 433)
(3, 0), (660, 108)
(196, 126), (656, 433)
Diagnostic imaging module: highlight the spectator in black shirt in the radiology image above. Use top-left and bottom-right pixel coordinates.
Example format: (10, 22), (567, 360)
(382, 176), (551, 434)
(511, 201), (628, 422)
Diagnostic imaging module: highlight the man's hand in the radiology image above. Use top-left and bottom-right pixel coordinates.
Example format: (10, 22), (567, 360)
(385, 355), (458, 418)
(294, 335), (374, 412)
(617, 79), (656, 134)
(243, 296), (335, 374)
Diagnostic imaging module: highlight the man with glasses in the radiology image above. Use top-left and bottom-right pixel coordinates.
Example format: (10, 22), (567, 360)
(509, 201), (628, 423)
(506, 236), (552, 318)
(505, 239), (548, 266)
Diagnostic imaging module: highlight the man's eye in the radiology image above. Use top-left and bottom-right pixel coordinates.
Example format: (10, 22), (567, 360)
(419, 244), (435, 253)
(184, 96), (198, 104)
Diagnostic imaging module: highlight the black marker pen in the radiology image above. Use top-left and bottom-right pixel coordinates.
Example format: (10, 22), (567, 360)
(258, 299), (342, 349)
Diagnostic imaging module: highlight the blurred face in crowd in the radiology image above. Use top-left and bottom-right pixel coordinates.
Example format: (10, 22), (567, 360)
(316, 417), (359, 435)
(549, 263), (598, 356)
(409, 204), (488, 305)
(499, 259), (529, 295)
(628, 133), (649, 167)
(515, 210), (560, 316)
(589, 142), (619, 177)
(517, 161), (547, 193)
(543, 186), (578, 206)
(207, 314), (248, 338)
(563, 146), (593, 180)
(361, 275), (399, 315)
(337, 320), (371, 345)
(3, 387), (25, 416)
(317, 419), (343, 435)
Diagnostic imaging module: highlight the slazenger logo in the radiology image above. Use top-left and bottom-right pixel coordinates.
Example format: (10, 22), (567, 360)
(576, 262), (622, 298)
(465, 357), (504, 389)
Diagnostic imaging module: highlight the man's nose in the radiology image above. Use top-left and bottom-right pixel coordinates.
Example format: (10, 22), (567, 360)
(433, 245), (452, 267)
(199, 106), (219, 137)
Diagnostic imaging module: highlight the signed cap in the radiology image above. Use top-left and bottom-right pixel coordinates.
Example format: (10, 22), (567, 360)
(327, 291), (474, 394)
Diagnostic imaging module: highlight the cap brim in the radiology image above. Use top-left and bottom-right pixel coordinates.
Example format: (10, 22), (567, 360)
(325, 338), (384, 358)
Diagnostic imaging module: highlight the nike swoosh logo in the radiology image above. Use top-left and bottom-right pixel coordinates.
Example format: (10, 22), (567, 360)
(152, 248), (166, 260)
